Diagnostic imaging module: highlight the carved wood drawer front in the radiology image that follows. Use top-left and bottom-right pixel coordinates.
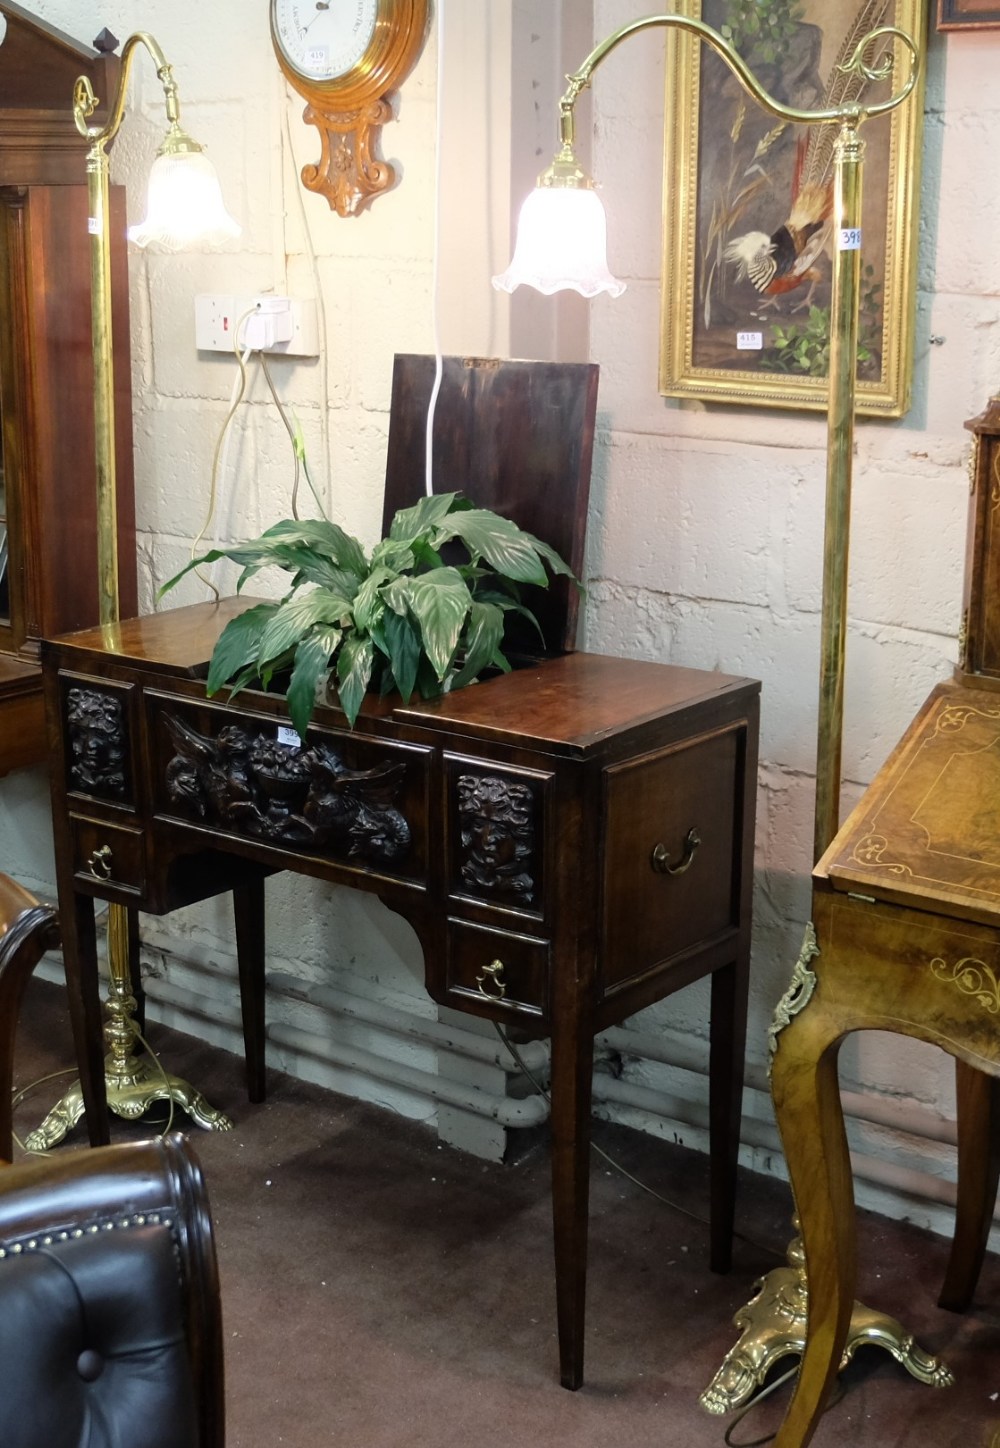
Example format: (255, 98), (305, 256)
(70, 815), (146, 901)
(61, 677), (135, 809)
(601, 724), (745, 992)
(148, 697), (430, 884)
(445, 756), (550, 920)
(445, 918), (550, 1025)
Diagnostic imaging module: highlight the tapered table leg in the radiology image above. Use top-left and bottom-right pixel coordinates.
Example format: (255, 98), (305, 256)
(62, 893), (110, 1147)
(549, 1001), (594, 1390)
(233, 879), (267, 1103)
(709, 956), (749, 1273)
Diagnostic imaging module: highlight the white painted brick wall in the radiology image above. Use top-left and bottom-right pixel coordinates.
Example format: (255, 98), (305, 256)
(584, 5), (1000, 1244)
(3, 1), (1000, 1247)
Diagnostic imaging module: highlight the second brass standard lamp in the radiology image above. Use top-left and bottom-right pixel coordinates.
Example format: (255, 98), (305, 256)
(28, 31), (240, 1151)
(493, 7), (942, 1417)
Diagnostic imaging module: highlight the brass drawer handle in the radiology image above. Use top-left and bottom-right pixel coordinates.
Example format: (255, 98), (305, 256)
(476, 959), (507, 1001)
(87, 844), (113, 880)
(651, 827), (702, 877)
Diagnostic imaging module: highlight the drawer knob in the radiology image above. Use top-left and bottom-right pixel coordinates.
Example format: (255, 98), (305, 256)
(651, 827), (701, 877)
(476, 958), (507, 1002)
(88, 844), (113, 880)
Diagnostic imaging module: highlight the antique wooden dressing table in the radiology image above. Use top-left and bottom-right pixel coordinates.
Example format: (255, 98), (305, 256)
(40, 355), (761, 1390)
(770, 394), (1000, 1446)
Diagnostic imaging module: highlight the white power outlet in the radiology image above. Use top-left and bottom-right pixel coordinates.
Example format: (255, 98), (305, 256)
(194, 294), (320, 356)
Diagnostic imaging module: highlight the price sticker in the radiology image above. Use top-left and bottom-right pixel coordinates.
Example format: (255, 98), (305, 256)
(276, 725), (302, 749)
(838, 227), (862, 251)
(87, 216), (101, 235)
(736, 330), (763, 351)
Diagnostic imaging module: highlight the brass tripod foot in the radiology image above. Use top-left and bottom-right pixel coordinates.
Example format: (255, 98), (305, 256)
(24, 1049), (233, 1152)
(700, 1233), (954, 1415)
(26, 902), (232, 1152)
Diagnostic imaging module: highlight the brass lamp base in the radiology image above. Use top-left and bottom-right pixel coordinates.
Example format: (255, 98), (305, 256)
(25, 1050), (232, 1151)
(26, 902), (231, 1151)
(700, 1231), (954, 1415)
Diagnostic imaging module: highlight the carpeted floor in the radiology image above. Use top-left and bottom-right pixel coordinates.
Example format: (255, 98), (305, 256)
(10, 976), (1000, 1447)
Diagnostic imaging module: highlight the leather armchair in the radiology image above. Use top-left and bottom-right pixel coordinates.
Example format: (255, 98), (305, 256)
(0, 872), (59, 1162)
(0, 875), (225, 1447)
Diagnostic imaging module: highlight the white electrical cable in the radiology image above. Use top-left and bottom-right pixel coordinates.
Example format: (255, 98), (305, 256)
(424, 0), (446, 496)
(282, 89), (332, 517)
(187, 306), (257, 600)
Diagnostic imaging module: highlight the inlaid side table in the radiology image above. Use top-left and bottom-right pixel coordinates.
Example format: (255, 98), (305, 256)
(770, 393), (1000, 1446)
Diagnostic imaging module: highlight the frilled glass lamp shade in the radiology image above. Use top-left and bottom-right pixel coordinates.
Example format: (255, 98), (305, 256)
(492, 180), (625, 299)
(129, 125), (240, 249)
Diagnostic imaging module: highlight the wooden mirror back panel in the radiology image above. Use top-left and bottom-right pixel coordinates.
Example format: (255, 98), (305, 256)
(382, 355), (599, 658)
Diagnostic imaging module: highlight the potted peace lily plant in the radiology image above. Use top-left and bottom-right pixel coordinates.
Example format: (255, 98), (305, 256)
(160, 491), (577, 736)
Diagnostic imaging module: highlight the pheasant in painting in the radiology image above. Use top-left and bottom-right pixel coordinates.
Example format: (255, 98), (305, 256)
(724, 0), (889, 311)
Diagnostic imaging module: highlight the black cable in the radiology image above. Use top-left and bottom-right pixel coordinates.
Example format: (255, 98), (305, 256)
(492, 1022), (785, 1260)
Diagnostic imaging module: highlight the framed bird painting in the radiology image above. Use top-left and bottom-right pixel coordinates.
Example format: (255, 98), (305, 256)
(660, 0), (928, 416)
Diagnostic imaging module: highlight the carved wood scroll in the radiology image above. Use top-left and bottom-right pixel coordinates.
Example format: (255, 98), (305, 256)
(301, 98), (395, 216)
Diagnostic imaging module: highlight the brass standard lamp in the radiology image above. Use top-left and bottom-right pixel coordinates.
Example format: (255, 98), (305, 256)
(493, 9), (947, 1418)
(27, 32), (240, 1151)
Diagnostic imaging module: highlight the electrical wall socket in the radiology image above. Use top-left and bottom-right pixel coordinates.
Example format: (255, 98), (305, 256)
(194, 294), (320, 356)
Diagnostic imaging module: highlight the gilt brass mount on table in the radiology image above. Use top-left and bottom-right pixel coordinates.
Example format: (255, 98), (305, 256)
(701, 923), (952, 1417)
(700, 1226), (953, 1415)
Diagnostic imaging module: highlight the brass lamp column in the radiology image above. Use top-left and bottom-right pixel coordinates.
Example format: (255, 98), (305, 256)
(493, 9), (943, 1418)
(814, 120), (864, 864)
(27, 34), (238, 1150)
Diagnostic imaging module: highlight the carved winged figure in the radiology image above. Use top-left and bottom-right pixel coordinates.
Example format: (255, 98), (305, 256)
(162, 712), (411, 864)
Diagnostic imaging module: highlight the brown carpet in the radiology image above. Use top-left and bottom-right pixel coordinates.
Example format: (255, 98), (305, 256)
(10, 976), (1000, 1447)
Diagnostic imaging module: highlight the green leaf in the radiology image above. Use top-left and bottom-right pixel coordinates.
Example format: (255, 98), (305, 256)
(260, 518), (369, 577)
(257, 588), (353, 667)
(388, 492), (460, 543)
(449, 601), (504, 690)
(336, 634), (375, 727)
(522, 529), (577, 582)
(259, 647), (295, 692)
(286, 624), (341, 737)
(205, 603), (278, 695)
(404, 568), (473, 680)
(437, 509), (549, 585)
(381, 607), (422, 702)
(369, 538), (416, 574)
(157, 546), (249, 599)
(383, 576), (413, 618)
(410, 538), (447, 570)
(352, 566), (396, 633)
(222, 660), (263, 704)
(267, 545), (363, 595)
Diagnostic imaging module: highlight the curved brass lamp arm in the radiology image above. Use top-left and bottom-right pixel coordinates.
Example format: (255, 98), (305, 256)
(73, 31), (180, 150)
(557, 14), (919, 149)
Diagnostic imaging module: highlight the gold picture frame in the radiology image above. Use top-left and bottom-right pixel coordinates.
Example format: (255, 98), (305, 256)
(660, 0), (927, 416)
(937, 0), (1000, 28)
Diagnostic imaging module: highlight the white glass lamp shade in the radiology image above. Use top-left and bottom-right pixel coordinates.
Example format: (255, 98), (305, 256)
(129, 146), (241, 250)
(492, 184), (625, 299)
